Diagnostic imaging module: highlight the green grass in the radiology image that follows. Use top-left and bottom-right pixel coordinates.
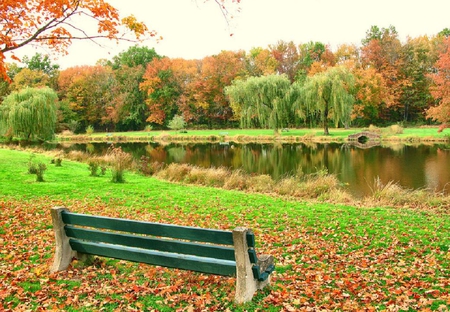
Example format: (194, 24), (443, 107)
(57, 126), (450, 143)
(1, 147), (450, 311)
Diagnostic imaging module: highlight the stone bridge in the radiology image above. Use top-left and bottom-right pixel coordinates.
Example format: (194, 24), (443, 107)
(348, 131), (381, 143)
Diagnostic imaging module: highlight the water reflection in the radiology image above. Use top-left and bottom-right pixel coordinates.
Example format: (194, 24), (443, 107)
(14, 141), (450, 197)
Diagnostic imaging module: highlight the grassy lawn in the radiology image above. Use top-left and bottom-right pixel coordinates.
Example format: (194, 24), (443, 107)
(58, 126), (450, 144)
(1, 148), (449, 311)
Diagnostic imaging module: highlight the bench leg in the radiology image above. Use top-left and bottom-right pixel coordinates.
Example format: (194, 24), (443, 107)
(233, 227), (268, 303)
(50, 207), (77, 273)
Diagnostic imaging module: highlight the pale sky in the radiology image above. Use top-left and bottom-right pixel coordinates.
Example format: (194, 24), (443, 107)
(9, 0), (450, 69)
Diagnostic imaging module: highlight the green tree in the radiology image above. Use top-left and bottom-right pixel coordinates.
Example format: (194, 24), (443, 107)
(295, 66), (355, 135)
(109, 46), (160, 131)
(225, 74), (292, 132)
(22, 53), (60, 76)
(0, 87), (58, 140)
(167, 115), (186, 132)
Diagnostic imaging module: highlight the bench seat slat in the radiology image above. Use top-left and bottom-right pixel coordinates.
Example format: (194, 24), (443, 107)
(69, 239), (237, 276)
(65, 226), (236, 261)
(62, 211), (234, 245)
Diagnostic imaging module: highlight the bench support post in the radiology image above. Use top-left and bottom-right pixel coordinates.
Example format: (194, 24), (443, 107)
(50, 207), (77, 273)
(233, 227), (270, 303)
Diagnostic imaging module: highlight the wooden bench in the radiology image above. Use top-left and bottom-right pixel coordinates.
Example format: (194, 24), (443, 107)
(50, 207), (275, 303)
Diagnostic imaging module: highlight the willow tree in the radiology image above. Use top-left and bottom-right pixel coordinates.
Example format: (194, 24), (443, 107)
(294, 66), (355, 135)
(225, 74), (292, 132)
(0, 87), (57, 140)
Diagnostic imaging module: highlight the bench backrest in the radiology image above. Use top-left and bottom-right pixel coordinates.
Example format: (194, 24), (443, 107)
(61, 211), (255, 276)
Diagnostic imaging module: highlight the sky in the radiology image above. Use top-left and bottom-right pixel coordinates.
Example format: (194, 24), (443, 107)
(9, 0), (450, 69)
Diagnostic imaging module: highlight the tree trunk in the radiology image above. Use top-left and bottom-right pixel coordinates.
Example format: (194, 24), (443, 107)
(323, 103), (329, 135)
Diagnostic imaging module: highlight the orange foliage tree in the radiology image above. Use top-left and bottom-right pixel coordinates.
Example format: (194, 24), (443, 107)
(58, 65), (115, 130)
(428, 36), (450, 129)
(0, 0), (154, 81)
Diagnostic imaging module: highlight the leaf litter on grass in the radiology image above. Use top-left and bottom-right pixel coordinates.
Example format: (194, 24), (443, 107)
(1, 198), (449, 311)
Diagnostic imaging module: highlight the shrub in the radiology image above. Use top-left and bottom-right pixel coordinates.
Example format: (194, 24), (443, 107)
(106, 145), (132, 183)
(85, 125), (94, 135)
(139, 156), (164, 176)
(144, 125), (153, 132)
(249, 174), (275, 193)
(88, 161), (100, 176)
(28, 154), (47, 182)
(224, 170), (249, 190)
(389, 124), (404, 135)
(28, 154), (37, 174)
(51, 157), (62, 166)
(156, 163), (192, 182)
(168, 115), (186, 132)
(35, 163), (47, 182)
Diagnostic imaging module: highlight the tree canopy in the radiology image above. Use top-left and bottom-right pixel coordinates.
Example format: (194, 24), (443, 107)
(0, 0), (154, 81)
(0, 87), (58, 140)
(296, 66), (355, 135)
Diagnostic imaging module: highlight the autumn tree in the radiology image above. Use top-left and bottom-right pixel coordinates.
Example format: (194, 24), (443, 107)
(10, 68), (51, 91)
(194, 50), (245, 127)
(109, 46), (160, 131)
(0, 0), (153, 81)
(58, 65), (115, 131)
(0, 87), (57, 140)
(298, 41), (336, 79)
(225, 74), (292, 132)
(243, 47), (278, 77)
(427, 36), (450, 128)
(269, 41), (300, 82)
(399, 36), (437, 122)
(294, 66), (355, 135)
(360, 25), (411, 122)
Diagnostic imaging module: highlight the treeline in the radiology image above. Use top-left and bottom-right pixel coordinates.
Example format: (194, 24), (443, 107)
(1, 25), (450, 134)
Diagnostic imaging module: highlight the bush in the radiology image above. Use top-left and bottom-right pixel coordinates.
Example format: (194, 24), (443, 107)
(168, 115), (186, 132)
(35, 163), (47, 182)
(28, 154), (47, 182)
(106, 145), (132, 183)
(88, 161), (100, 176)
(139, 156), (164, 176)
(85, 125), (94, 135)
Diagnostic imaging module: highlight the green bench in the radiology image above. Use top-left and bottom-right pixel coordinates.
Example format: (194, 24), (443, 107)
(50, 207), (275, 303)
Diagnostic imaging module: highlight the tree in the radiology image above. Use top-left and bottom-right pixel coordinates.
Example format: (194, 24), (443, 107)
(0, 0), (154, 81)
(0, 87), (58, 140)
(360, 25), (410, 122)
(140, 57), (181, 126)
(109, 45), (159, 70)
(427, 36), (450, 128)
(10, 68), (51, 91)
(194, 50), (245, 127)
(243, 47), (278, 77)
(0, 0), (242, 82)
(109, 46), (160, 130)
(225, 74), (292, 132)
(58, 65), (115, 131)
(269, 40), (300, 82)
(22, 53), (60, 76)
(296, 66), (355, 135)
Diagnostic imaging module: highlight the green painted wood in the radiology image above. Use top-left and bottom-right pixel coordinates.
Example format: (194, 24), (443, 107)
(69, 239), (237, 276)
(248, 249), (258, 264)
(251, 264), (275, 281)
(65, 226), (236, 261)
(61, 211), (233, 245)
(246, 232), (256, 248)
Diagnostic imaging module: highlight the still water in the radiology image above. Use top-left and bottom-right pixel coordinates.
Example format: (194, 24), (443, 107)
(48, 141), (450, 198)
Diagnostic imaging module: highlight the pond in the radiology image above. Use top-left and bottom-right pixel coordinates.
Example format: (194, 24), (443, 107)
(37, 141), (450, 198)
